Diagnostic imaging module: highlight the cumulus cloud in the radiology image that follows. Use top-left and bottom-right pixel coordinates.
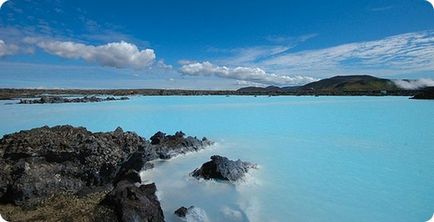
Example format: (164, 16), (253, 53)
(0, 40), (19, 57)
(156, 60), (173, 70)
(179, 61), (317, 86)
(0, 0), (7, 9)
(260, 30), (434, 76)
(393, 79), (434, 90)
(33, 40), (155, 69)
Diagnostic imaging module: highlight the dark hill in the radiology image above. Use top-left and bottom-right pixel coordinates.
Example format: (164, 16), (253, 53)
(300, 75), (398, 91)
(237, 86), (285, 93)
(236, 75), (400, 94)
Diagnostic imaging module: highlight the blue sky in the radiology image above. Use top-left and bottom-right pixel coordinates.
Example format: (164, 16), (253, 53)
(0, 0), (433, 89)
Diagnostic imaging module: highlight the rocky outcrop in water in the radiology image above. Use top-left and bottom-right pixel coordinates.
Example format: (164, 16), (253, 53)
(174, 206), (192, 218)
(19, 96), (129, 104)
(150, 131), (213, 159)
(0, 125), (213, 221)
(410, 87), (434, 100)
(191, 155), (257, 182)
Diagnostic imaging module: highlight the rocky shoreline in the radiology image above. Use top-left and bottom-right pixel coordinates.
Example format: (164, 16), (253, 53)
(18, 96), (129, 104)
(0, 125), (213, 221)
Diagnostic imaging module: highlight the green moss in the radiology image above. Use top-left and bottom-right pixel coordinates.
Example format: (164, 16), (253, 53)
(0, 191), (116, 222)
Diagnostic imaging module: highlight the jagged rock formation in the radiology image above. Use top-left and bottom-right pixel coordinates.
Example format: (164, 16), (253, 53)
(0, 125), (213, 221)
(150, 131), (213, 159)
(191, 155), (256, 182)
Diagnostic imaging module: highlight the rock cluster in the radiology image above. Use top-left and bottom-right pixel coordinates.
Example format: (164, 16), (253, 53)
(0, 125), (213, 221)
(19, 96), (129, 104)
(191, 155), (257, 181)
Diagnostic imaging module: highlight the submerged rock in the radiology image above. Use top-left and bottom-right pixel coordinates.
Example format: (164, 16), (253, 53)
(19, 96), (129, 104)
(191, 155), (257, 181)
(0, 125), (213, 218)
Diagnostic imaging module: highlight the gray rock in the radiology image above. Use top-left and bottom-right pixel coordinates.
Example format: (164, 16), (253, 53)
(191, 155), (257, 182)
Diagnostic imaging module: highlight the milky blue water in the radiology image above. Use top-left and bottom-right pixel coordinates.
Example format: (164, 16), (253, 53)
(1, 96), (433, 222)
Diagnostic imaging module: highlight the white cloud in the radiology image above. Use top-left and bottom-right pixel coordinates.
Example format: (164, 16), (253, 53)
(219, 45), (291, 65)
(235, 80), (267, 87)
(265, 33), (318, 44)
(0, 0), (7, 9)
(0, 40), (19, 57)
(261, 31), (434, 76)
(393, 79), (434, 90)
(426, 0), (434, 8)
(34, 40), (155, 69)
(179, 61), (317, 86)
(156, 60), (173, 70)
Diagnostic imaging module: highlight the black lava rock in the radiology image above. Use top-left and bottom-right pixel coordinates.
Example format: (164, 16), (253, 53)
(174, 206), (189, 217)
(0, 125), (213, 209)
(191, 155), (257, 181)
(103, 181), (164, 222)
(149, 131), (213, 159)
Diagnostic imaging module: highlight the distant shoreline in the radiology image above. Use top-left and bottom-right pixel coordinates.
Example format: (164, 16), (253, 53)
(0, 88), (422, 100)
(2, 75), (431, 99)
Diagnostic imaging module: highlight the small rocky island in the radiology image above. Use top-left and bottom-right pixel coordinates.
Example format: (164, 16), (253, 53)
(0, 125), (213, 221)
(191, 155), (257, 182)
(410, 87), (434, 100)
(19, 96), (129, 104)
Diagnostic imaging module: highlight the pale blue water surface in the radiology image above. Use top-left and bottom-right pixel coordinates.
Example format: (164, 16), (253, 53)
(1, 96), (433, 222)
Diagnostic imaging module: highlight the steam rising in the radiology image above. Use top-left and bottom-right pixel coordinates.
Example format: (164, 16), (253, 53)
(185, 207), (210, 222)
(393, 79), (434, 90)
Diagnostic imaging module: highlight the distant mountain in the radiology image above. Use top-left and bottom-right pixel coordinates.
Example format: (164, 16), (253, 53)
(237, 75), (400, 94)
(300, 75), (398, 91)
(237, 86), (287, 93)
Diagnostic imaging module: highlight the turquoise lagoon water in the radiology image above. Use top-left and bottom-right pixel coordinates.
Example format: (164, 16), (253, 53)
(1, 96), (433, 222)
